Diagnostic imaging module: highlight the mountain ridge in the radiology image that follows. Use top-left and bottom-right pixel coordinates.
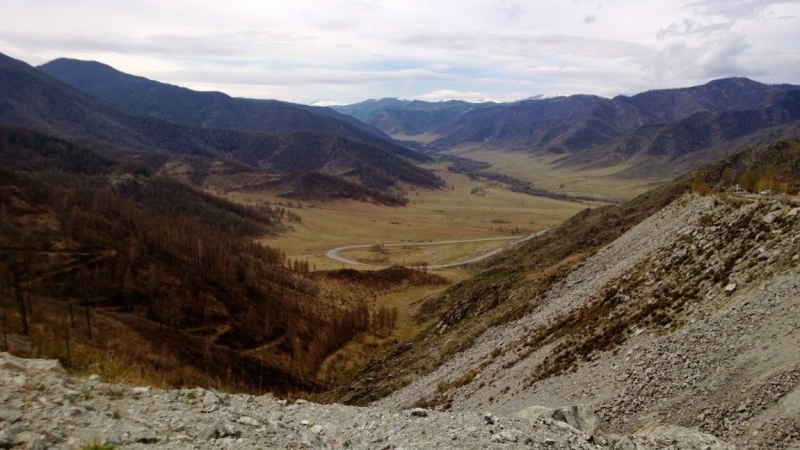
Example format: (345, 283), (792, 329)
(0, 52), (443, 199)
(37, 58), (418, 160)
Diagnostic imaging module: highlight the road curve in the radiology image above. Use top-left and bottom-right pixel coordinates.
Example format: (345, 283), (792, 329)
(325, 228), (550, 269)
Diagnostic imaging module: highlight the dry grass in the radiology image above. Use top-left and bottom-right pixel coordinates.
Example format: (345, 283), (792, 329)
(445, 147), (658, 201)
(0, 295), (220, 391)
(314, 275), (461, 386)
(227, 167), (591, 271)
(390, 133), (442, 144)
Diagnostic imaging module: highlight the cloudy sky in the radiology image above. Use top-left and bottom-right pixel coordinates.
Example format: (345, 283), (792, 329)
(2, 0), (799, 104)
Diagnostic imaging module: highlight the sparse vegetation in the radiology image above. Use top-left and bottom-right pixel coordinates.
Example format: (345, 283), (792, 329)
(79, 441), (116, 450)
(324, 137), (800, 405)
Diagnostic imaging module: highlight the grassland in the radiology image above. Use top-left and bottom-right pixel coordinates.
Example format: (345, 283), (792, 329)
(390, 133), (441, 144)
(339, 238), (517, 267)
(221, 163), (600, 386)
(226, 164), (593, 271)
(445, 147), (660, 201)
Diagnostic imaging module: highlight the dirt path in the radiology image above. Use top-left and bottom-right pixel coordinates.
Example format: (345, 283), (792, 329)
(325, 228), (550, 269)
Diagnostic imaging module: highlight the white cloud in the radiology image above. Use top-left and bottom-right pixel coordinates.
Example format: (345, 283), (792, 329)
(0, 0), (797, 103)
(492, 1), (523, 19)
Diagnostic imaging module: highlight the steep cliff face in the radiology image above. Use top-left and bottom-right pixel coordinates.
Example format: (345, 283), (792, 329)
(375, 193), (800, 449)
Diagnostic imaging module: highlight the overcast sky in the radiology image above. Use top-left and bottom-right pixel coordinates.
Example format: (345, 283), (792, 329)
(2, 0), (799, 104)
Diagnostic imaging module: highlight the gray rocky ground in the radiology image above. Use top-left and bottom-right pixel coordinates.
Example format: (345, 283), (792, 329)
(0, 352), (731, 449)
(376, 195), (800, 449)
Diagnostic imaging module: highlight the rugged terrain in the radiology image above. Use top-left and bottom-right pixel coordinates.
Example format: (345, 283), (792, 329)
(340, 79), (800, 185)
(0, 352), (733, 449)
(371, 194), (800, 449)
(0, 52), (443, 202)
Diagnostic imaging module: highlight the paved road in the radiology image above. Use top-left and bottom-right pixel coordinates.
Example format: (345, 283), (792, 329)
(325, 228), (550, 269)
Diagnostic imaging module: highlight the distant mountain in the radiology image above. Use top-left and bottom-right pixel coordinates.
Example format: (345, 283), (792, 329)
(0, 52), (442, 200)
(37, 58), (423, 161)
(412, 78), (800, 183)
(430, 78), (800, 152)
(428, 94), (607, 150)
(592, 88), (800, 179)
(333, 98), (495, 137)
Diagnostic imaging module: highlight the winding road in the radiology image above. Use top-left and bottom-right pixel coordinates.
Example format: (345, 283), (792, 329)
(325, 228), (550, 269)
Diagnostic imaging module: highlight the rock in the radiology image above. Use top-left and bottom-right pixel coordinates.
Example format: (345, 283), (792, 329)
(11, 375), (26, 387)
(633, 425), (735, 449)
(410, 408), (428, 417)
(221, 422), (242, 438)
(0, 409), (23, 424)
(483, 412), (495, 425)
(202, 391), (219, 407)
(763, 212), (778, 224)
(491, 430), (518, 443)
(133, 429), (158, 444)
(515, 405), (554, 423)
(724, 283), (737, 293)
(551, 405), (599, 436)
(88, 374), (100, 382)
(105, 433), (122, 446)
(788, 207), (799, 217)
(130, 387), (149, 396)
(64, 406), (86, 417)
(198, 422), (221, 441)
(237, 416), (260, 426)
(311, 424), (324, 434)
(295, 399), (308, 405)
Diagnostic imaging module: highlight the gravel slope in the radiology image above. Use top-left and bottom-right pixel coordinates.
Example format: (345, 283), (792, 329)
(375, 194), (800, 449)
(0, 352), (731, 449)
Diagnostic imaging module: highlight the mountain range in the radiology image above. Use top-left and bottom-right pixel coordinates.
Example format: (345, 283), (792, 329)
(332, 98), (496, 137)
(339, 79), (800, 181)
(0, 53), (443, 203)
(12, 51), (800, 191)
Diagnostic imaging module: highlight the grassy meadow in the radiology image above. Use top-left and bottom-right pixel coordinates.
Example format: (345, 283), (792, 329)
(221, 163), (599, 385)
(226, 164), (592, 271)
(445, 146), (659, 201)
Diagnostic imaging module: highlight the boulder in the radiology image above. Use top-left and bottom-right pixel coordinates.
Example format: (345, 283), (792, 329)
(550, 405), (599, 436)
(515, 405), (554, 424)
(202, 391), (219, 407)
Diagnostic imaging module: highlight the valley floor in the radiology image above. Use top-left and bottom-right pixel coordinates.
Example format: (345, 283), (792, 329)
(228, 167), (593, 271)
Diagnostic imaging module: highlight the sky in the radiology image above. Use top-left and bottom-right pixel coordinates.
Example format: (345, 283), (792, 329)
(1, 0), (799, 105)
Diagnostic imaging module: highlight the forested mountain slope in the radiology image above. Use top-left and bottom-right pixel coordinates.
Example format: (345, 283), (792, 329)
(0, 53), (443, 199)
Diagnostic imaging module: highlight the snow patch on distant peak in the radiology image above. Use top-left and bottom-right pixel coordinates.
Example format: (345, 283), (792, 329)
(309, 100), (347, 107)
(518, 94), (555, 102)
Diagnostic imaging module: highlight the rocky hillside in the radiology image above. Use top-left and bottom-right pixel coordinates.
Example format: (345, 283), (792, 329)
(0, 352), (733, 449)
(372, 194), (800, 449)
